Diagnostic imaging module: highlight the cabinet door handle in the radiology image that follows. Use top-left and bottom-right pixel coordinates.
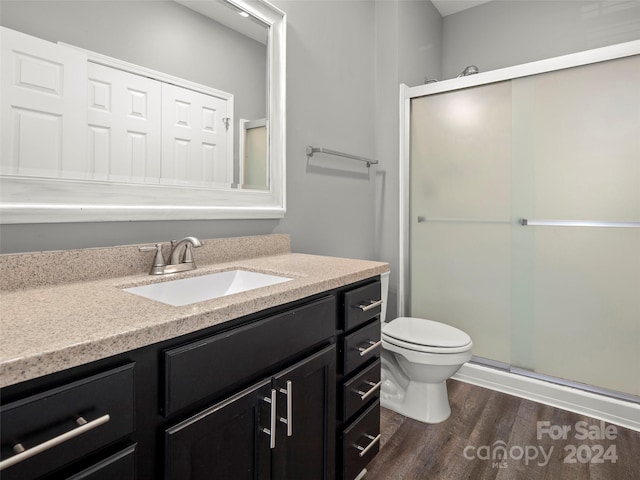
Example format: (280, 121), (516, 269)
(278, 380), (293, 437)
(0, 414), (110, 471)
(357, 299), (383, 312)
(355, 433), (381, 458)
(354, 380), (382, 401)
(357, 340), (382, 357)
(262, 389), (277, 449)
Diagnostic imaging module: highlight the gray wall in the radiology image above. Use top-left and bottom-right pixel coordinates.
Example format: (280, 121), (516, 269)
(271, 0), (377, 260)
(374, 0), (442, 321)
(442, 0), (640, 79)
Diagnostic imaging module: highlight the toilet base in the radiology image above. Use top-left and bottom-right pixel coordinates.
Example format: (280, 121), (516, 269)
(381, 376), (452, 424)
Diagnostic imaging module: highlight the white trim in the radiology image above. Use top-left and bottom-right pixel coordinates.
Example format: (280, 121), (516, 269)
(453, 363), (640, 432)
(398, 84), (411, 318)
(406, 39), (640, 100)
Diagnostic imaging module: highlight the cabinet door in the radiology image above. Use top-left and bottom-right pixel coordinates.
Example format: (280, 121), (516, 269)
(165, 379), (272, 480)
(273, 344), (336, 480)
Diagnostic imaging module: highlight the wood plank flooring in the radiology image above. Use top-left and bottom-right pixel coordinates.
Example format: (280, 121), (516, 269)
(365, 380), (640, 480)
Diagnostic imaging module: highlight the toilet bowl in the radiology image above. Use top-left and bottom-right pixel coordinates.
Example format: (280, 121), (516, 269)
(379, 272), (472, 424)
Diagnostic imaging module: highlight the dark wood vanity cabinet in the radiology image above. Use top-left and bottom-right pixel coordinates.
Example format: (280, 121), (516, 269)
(0, 277), (382, 480)
(0, 364), (137, 480)
(165, 345), (336, 480)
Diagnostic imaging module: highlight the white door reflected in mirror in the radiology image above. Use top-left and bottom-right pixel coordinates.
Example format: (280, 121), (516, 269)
(0, 0), (286, 223)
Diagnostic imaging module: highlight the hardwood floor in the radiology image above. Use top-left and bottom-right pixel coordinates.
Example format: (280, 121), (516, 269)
(365, 380), (640, 480)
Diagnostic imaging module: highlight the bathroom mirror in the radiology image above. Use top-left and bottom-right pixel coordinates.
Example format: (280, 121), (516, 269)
(0, 0), (286, 223)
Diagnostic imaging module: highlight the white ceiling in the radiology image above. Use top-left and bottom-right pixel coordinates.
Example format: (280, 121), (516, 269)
(431, 0), (493, 17)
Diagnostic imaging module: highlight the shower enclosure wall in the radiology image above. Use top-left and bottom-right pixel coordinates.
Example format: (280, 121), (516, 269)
(400, 41), (640, 402)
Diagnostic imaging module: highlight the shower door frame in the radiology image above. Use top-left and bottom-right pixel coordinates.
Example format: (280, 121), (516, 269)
(399, 38), (640, 318)
(398, 40), (640, 409)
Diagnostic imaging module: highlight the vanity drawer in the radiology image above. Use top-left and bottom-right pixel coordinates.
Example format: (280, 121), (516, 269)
(0, 364), (135, 480)
(164, 295), (336, 415)
(343, 281), (382, 332)
(342, 319), (381, 375)
(342, 400), (380, 480)
(342, 359), (381, 422)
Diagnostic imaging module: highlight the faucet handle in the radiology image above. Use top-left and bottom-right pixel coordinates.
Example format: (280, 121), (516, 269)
(183, 244), (194, 263)
(139, 243), (166, 271)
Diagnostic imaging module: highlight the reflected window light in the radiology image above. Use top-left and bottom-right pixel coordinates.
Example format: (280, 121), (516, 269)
(446, 96), (480, 127)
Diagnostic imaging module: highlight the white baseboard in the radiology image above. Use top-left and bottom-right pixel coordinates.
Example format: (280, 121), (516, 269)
(452, 363), (640, 432)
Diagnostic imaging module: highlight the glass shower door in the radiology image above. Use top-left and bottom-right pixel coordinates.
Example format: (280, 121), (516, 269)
(409, 81), (513, 364)
(510, 56), (640, 396)
(409, 54), (640, 398)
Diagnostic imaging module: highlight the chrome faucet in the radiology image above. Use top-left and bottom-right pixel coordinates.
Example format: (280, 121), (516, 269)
(140, 236), (203, 275)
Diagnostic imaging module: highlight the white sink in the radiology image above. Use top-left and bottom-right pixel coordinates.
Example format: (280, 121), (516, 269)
(123, 270), (293, 306)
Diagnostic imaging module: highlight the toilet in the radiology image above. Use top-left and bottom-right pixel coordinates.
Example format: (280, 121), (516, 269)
(379, 271), (472, 424)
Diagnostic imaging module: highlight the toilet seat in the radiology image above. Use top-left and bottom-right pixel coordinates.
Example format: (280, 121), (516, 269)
(382, 317), (472, 354)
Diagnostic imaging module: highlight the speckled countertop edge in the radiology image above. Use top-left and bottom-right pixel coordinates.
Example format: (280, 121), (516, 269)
(0, 251), (389, 388)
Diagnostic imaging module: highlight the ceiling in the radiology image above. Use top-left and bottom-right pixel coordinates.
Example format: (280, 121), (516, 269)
(431, 0), (493, 17)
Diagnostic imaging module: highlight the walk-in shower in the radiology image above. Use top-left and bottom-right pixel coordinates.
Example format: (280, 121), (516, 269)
(399, 41), (640, 419)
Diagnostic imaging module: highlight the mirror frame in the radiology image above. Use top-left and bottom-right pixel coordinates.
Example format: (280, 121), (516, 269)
(0, 0), (286, 223)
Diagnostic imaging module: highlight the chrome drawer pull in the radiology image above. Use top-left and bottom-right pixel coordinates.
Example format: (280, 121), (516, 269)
(354, 380), (382, 401)
(355, 433), (381, 458)
(279, 380), (293, 437)
(356, 299), (383, 312)
(357, 340), (382, 357)
(262, 389), (277, 449)
(0, 414), (110, 471)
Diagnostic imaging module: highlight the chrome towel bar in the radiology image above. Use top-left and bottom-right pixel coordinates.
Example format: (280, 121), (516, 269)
(306, 146), (378, 168)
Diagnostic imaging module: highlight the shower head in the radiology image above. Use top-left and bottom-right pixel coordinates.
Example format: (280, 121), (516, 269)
(457, 65), (479, 77)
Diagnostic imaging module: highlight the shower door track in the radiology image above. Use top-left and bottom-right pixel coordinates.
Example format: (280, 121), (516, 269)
(471, 356), (640, 405)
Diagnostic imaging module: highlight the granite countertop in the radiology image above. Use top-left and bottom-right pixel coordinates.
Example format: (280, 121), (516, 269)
(0, 235), (389, 388)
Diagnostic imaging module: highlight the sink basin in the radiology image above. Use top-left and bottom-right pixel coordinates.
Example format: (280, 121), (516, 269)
(123, 270), (293, 306)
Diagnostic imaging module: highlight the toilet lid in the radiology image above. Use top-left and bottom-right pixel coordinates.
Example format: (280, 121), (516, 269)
(382, 317), (471, 348)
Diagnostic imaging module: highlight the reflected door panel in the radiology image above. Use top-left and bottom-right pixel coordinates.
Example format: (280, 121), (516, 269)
(87, 63), (161, 184)
(161, 83), (233, 188)
(0, 27), (87, 179)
